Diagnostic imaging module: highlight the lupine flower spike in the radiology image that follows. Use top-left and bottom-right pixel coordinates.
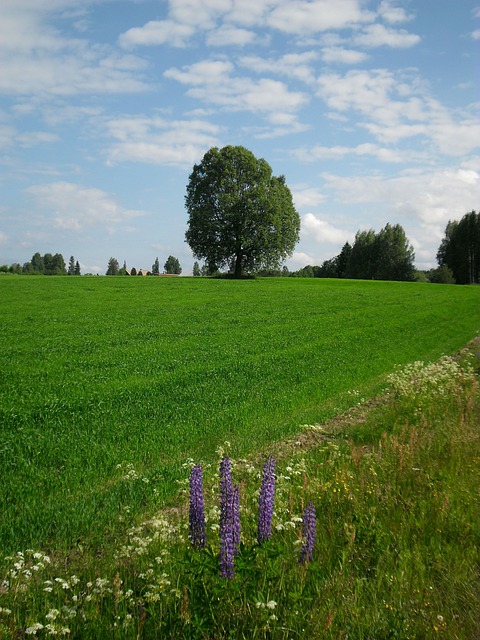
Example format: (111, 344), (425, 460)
(257, 456), (276, 544)
(189, 464), (206, 549)
(219, 456), (241, 578)
(299, 501), (316, 565)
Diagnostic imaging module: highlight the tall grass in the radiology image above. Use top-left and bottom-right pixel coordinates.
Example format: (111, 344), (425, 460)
(1, 277), (479, 555)
(1, 340), (478, 639)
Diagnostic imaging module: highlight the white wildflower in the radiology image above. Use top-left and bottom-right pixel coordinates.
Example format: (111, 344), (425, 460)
(25, 622), (44, 635)
(46, 609), (60, 620)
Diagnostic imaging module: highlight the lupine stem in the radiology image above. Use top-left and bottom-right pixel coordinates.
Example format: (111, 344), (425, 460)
(299, 501), (316, 564)
(219, 456), (240, 578)
(257, 456), (276, 544)
(189, 464), (206, 549)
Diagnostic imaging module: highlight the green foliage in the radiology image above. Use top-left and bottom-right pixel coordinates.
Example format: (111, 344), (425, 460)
(68, 256), (75, 275)
(164, 255), (182, 275)
(106, 257), (119, 276)
(346, 224), (415, 281)
(152, 257), (160, 275)
(437, 210), (480, 284)
(192, 261), (201, 276)
(185, 146), (300, 277)
(428, 264), (455, 284)
(0, 348), (478, 639)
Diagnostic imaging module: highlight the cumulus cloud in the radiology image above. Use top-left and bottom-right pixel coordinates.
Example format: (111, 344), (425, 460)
(0, 1), (149, 96)
(321, 47), (369, 64)
(104, 116), (221, 167)
(301, 213), (352, 244)
(289, 251), (316, 268)
(354, 24), (420, 48)
(267, 0), (374, 35)
(321, 164), (479, 240)
(291, 185), (326, 208)
(206, 25), (257, 46)
(119, 20), (195, 48)
(377, 0), (415, 24)
(238, 51), (318, 84)
(26, 182), (146, 231)
(165, 59), (308, 130)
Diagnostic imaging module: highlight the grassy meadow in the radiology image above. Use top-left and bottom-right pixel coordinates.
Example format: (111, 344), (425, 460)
(0, 276), (479, 638)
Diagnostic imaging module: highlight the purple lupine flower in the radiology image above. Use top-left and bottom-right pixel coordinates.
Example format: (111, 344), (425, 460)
(257, 456), (276, 544)
(189, 464), (206, 549)
(299, 501), (316, 565)
(232, 483), (241, 555)
(219, 456), (241, 578)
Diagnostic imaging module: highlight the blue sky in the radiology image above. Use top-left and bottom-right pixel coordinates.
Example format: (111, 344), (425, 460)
(1, 0), (478, 275)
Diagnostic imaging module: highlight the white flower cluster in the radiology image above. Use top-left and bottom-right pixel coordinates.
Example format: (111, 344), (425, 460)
(387, 356), (475, 401)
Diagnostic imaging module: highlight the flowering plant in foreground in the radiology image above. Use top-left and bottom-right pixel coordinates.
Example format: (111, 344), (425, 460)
(257, 456), (276, 544)
(219, 456), (241, 578)
(189, 464), (206, 549)
(299, 501), (316, 565)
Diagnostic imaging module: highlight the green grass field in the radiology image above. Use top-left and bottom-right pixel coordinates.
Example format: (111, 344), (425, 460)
(1, 276), (479, 555)
(1, 276), (479, 639)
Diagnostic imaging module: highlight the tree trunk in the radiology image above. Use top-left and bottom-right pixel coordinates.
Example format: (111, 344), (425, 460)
(234, 253), (243, 278)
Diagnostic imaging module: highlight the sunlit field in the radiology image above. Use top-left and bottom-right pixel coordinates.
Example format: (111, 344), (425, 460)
(1, 276), (479, 638)
(1, 276), (479, 555)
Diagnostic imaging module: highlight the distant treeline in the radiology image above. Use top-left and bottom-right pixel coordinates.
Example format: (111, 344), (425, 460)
(259, 213), (479, 285)
(2, 212), (478, 284)
(1, 253), (79, 276)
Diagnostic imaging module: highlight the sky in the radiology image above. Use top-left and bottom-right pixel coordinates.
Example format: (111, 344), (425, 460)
(0, 0), (478, 275)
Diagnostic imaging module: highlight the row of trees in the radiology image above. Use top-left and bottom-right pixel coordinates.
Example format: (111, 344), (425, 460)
(0, 252), (81, 276)
(311, 223), (416, 281)
(106, 255), (182, 276)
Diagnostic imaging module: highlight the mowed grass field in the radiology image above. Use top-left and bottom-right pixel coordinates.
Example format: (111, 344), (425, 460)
(1, 276), (479, 555)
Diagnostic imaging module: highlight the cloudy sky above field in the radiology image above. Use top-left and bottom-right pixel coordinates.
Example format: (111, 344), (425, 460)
(0, 0), (478, 274)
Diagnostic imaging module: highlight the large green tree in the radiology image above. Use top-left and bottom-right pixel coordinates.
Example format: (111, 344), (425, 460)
(185, 146), (300, 277)
(437, 211), (480, 284)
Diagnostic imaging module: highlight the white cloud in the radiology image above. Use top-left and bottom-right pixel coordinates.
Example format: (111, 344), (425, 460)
(267, 0), (374, 35)
(354, 24), (420, 48)
(0, 1), (149, 96)
(321, 47), (369, 64)
(289, 251), (316, 268)
(238, 51), (318, 84)
(321, 164), (480, 240)
(0, 231), (7, 245)
(165, 59), (308, 128)
(169, 0), (232, 28)
(377, 1), (415, 24)
(301, 213), (352, 244)
(104, 116), (221, 167)
(119, 20), (195, 48)
(293, 143), (414, 164)
(471, 29), (480, 40)
(26, 182), (146, 231)
(206, 25), (257, 46)
(291, 185), (326, 208)
(315, 69), (480, 156)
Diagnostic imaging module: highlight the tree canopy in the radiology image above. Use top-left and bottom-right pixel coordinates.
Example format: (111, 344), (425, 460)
(185, 146), (300, 277)
(437, 211), (479, 284)
(164, 255), (182, 275)
(345, 224), (415, 281)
